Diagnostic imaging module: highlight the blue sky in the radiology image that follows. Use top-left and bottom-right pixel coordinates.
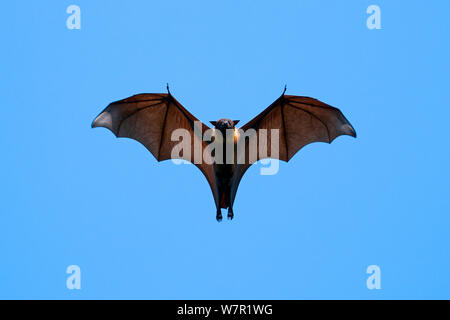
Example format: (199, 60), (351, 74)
(1, 0), (449, 299)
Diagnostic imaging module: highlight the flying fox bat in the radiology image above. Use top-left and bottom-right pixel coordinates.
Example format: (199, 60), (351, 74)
(92, 86), (356, 222)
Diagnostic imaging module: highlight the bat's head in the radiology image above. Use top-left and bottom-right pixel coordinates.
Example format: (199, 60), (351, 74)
(209, 119), (240, 131)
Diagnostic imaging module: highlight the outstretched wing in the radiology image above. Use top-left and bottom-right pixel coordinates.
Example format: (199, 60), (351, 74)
(92, 93), (219, 207)
(230, 94), (356, 206)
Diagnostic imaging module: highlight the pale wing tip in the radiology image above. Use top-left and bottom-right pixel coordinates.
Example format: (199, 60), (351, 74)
(343, 123), (357, 138)
(91, 117), (98, 128)
(91, 112), (112, 129)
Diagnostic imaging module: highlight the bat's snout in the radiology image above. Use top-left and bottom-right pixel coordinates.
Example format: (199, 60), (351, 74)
(209, 119), (240, 129)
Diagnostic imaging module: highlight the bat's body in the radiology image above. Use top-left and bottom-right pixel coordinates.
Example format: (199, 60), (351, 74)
(211, 118), (239, 221)
(214, 159), (235, 221)
(92, 87), (356, 221)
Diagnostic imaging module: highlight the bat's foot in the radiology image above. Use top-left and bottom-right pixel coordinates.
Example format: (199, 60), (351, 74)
(216, 211), (223, 222)
(227, 208), (234, 220)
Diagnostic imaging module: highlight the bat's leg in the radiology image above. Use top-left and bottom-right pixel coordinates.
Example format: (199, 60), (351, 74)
(227, 206), (234, 220)
(216, 208), (223, 222)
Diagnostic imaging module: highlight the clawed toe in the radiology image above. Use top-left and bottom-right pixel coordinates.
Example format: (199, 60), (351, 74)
(216, 208), (234, 222)
(227, 208), (234, 220)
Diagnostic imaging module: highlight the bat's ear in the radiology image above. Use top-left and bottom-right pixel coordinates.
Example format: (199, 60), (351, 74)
(209, 121), (218, 127)
(232, 120), (240, 126)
